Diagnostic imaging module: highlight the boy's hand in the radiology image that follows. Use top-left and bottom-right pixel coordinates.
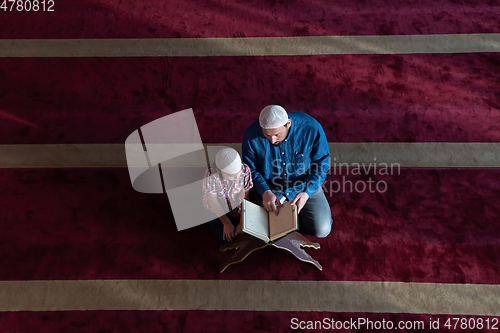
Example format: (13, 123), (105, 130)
(236, 223), (243, 236)
(223, 223), (236, 242)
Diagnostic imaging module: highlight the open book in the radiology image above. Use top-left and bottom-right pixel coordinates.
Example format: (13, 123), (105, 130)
(242, 199), (298, 243)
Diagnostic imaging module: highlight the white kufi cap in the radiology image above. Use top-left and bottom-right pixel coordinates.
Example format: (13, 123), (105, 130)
(215, 148), (242, 174)
(259, 105), (288, 129)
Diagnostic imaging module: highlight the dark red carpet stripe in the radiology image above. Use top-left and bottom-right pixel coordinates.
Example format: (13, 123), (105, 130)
(0, 310), (498, 333)
(2, 0), (500, 39)
(1, 53), (500, 144)
(1, 167), (499, 283)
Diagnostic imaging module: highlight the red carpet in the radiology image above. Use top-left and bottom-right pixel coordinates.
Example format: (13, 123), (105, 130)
(0, 310), (492, 333)
(1, 167), (499, 284)
(1, 53), (500, 144)
(2, 0), (500, 331)
(2, 0), (500, 39)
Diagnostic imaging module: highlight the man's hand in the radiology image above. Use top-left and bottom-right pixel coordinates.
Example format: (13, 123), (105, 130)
(290, 192), (309, 213)
(262, 190), (282, 216)
(223, 223), (236, 242)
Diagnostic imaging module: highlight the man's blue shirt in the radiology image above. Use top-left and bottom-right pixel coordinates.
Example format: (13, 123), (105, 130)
(242, 112), (330, 201)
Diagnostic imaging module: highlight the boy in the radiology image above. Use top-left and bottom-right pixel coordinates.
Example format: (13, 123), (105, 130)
(203, 148), (253, 244)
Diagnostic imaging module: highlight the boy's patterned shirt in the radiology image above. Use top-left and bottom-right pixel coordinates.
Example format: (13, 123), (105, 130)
(202, 163), (253, 218)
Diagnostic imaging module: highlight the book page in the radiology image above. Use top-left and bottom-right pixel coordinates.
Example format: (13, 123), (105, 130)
(242, 200), (269, 242)
(269, 202), (297, 241)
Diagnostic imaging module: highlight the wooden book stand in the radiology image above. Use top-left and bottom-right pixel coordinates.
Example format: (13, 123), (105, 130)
(218, 232), (322, 273)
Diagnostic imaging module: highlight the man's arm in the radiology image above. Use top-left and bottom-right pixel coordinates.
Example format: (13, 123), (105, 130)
(290, 126), (329, 212)
(242, 132), (282, 215)
(242, 133), (270, 197)
(303, 126), (330, 198)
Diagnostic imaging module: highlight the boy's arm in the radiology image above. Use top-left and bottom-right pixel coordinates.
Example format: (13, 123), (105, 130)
(237, 190), (251, 234)
(207, 193), (231, 224)
(207, 193), (236, 242)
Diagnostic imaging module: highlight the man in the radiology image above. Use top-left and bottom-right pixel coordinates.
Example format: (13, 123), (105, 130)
(242, 105), (332, 238)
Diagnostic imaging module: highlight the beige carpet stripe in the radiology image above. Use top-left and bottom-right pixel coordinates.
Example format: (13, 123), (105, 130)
(0, 279), (499, 315)
(1, 143), (500, 168)
(1, 34), (500, 58)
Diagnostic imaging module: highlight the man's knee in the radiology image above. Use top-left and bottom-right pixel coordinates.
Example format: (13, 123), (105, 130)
(313, 202), (333, 238)
(313, 221), (332, 238)
(301, 199), (333, 237)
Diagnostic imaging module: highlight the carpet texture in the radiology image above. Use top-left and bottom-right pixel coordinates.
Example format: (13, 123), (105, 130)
(2, 0), (500, 39)
(1, 310), (495, 333)
(1, 53), (500, 144)
(2, 0), (500, 331)
(1, 167), (499, 283)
